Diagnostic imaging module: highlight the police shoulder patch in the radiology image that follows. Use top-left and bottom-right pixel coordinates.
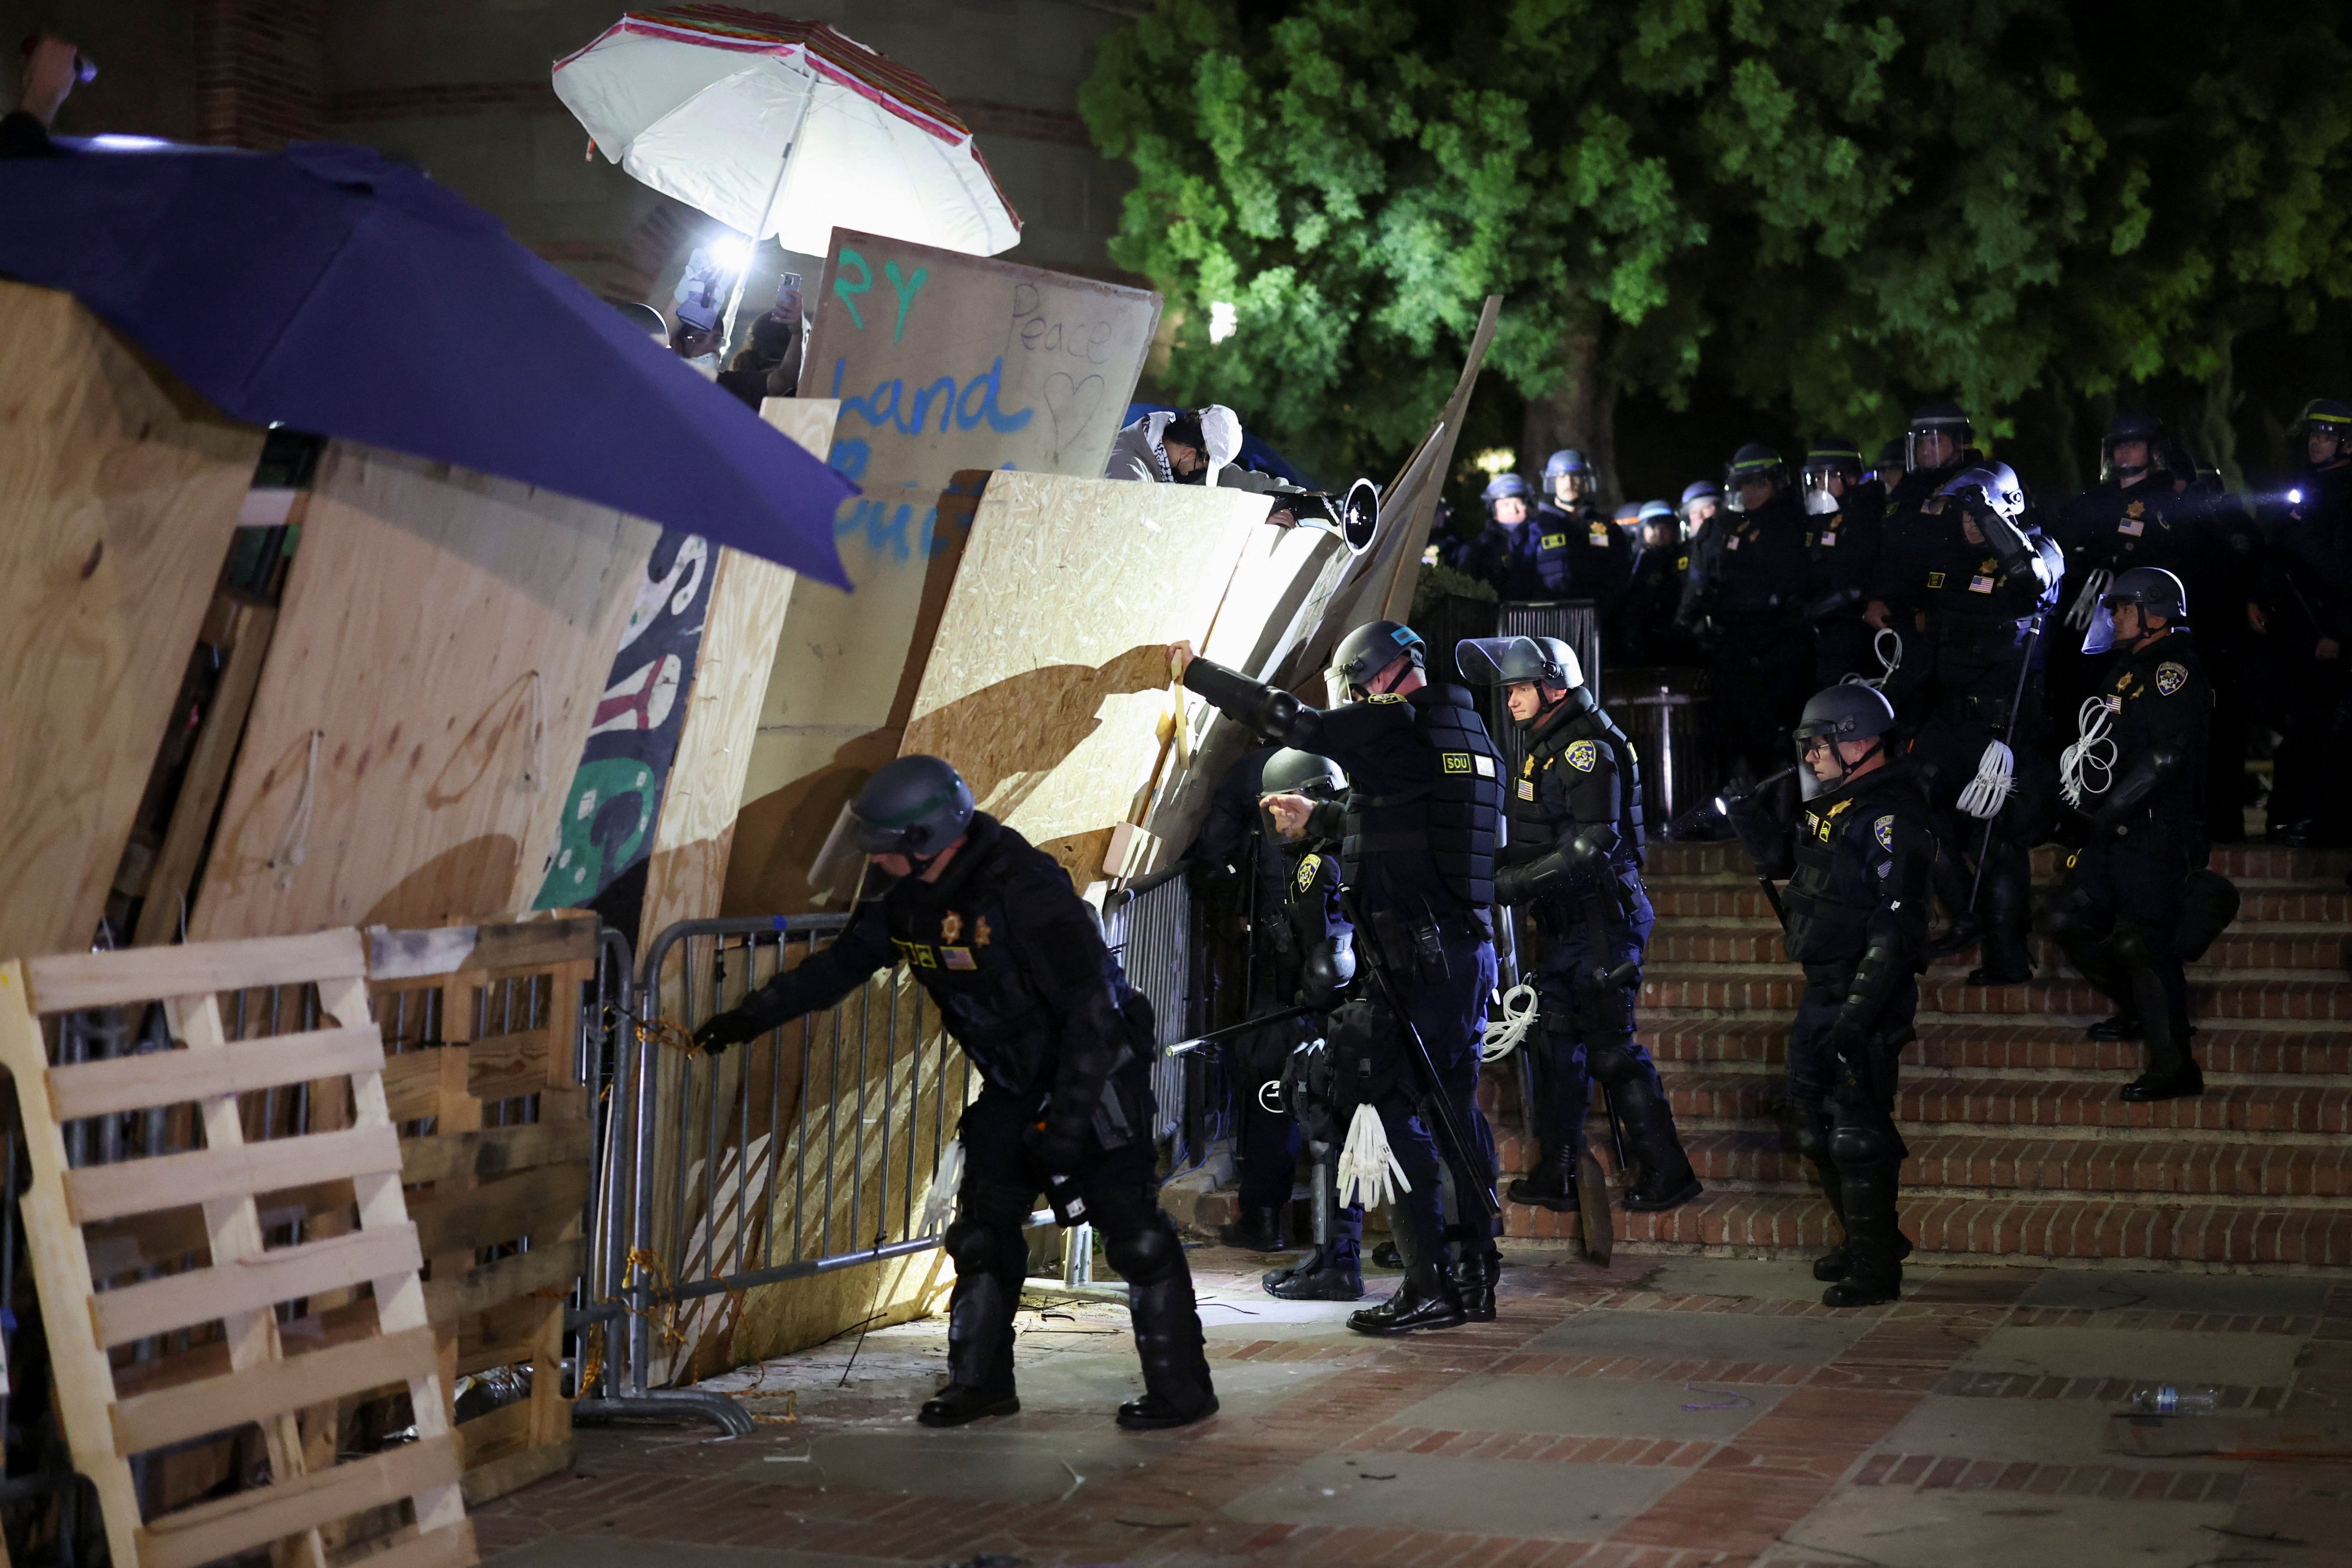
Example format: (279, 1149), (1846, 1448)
(1295, 853), (1321, 893)
(1873, 814), (1895, 851)
(1565, 738), (1598, 772)
(2155, 661), (2188, 696)
(1442, 752), (1473, 774)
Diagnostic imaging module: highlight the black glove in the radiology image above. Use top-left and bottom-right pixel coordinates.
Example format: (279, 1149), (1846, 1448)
(1493, 862), (1534, 906)
(1025, 1118), (1086, 1174)
(692, 1008), (763, 1052)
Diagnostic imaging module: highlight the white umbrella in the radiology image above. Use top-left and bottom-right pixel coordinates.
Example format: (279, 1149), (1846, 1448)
(553, 7), (1023, 260)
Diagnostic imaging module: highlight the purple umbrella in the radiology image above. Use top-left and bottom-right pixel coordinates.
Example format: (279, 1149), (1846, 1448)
(0, 135), (852, 586)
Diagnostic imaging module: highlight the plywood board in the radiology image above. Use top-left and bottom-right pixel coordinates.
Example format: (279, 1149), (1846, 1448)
(731, 236), (1161, 912)
(190, 445), (659, 938)
(900, 472), (1265, 886)
(0, 282), (264, 958)
(634, 401), (839, 954)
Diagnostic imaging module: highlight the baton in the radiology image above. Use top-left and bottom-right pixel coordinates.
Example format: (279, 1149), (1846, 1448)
(1166, 1006), (1315, 1057)
(1358, 939), (1502, 1223)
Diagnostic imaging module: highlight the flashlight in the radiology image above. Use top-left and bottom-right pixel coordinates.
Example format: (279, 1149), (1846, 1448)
(2288, 488), (2305, 505)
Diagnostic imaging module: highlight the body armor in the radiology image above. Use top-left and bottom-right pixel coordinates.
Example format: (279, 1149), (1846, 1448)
(1340, 685), (1505, 911)
(1780, 767), (1929, 967)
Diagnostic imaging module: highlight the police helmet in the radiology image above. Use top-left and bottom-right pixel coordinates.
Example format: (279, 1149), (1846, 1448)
(1802, 437), (1864, 515)
(2082, 566), (2188, 657)
(850, 755), (976, 858)
(1905, 400), (1972, 471)
(1260, 748), (1346, 801)
(1612, 502), (1642, 529)
(1677, 479), (1721, 519)
(1790, 683), (1896, 798)
(2101, 410), (2166, 481)
(1723, 443), (1787, 511)
(1481, 471), (1529, 507)
(1873, 437), (1907, 479)
(1328, 620), (1426, 700)
(2298, 398), (2352, 451)
(1638, 498), (1676, 525)
(1935, 460), (2026, 524)
(1543, 448), (1592, 481)
(1456, 634), (1584, 692)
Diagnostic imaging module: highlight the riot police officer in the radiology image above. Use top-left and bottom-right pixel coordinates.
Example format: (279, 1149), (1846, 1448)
(2050, 568), (2214, 1101)
(1869, 402), (1978, 638)
(1621, 500), (1693, 664)
(2254, 399), (2352, 845)
(1455, 471), (1544, 599)
(1534, 449), (1634, 621)
(1798, 436), (1887, 686)
(1457, 634), (1702, 1217)
(1171, 621), (1504, 1334)
(1682, 443), (1815, 779)
(2048, 412), (2197, 722)
(691, 757), (1217, 1429)
(1906, 462), (2062, 983)
(1723, 686), (1936, 1307)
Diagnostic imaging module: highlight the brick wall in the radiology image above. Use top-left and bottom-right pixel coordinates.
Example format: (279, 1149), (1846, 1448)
(194, 0), (324, 150)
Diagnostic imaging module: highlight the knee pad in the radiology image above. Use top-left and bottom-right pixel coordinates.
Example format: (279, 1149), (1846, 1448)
(944, 1216), (1001, 1273)
(1792, 1113), (1832, 1167)
(1828, 1117), (1906, 1170)
(2109, 920), (2161, 970)
(1105, 1218), (1183, 1286)
(1585, 1038), (1639, 1088)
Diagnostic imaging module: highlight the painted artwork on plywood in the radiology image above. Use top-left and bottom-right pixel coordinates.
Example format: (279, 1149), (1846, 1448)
(534, 528), (713, 931)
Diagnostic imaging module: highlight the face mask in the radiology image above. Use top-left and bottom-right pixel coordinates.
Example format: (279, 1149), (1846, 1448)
(1804, 486), (1839, 516)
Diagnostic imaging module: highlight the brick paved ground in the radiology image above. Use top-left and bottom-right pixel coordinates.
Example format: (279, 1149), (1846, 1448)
(476, 1248), (2352, 1568)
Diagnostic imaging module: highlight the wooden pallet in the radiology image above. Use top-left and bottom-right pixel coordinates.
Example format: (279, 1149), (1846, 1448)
(0, 931), (475, 1568)
(367, 916), (598, 1505)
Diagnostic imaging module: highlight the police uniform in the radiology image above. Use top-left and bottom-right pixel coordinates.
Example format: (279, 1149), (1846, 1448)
(2048, 478), (2196, 725)
(1181, 650), (1504, 1330)
(705, 810), (1214, 1425)
(1728, 754), (1936, 1306)
(1257, 837), (1367, 1295)
(1803, 478), (1887, 686)
(1495, 687), (1700, 1211)
(1530, 494), (1633, 610)
(1906, 506), (2062, 982)
(1686, 489), (1816, 776)
(1622, 534), (1695, 665)
(2051, 632), (2213, 1098)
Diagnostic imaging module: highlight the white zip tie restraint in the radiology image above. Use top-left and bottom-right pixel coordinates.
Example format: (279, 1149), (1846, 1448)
(2065, 566), (2114, 632)
(1957, 738), (2016, 820)
(918, 1137), (965, 1234)
(1480, 983), (1540, 1062)
(1842, 626), (1903, 689)
(2060, 697), (2117, 808)
(268, 729), (321, 888)
(1336, 1101), (1410, 1210)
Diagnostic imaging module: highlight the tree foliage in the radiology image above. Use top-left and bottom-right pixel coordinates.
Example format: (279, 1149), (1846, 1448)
(1081, 0), (2352, 486)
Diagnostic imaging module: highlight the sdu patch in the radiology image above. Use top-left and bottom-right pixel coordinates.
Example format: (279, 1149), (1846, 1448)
(1443, 752), (1473, 774)
(1541, 532), (1568, 550)
(1565, 739), (1598, 772)
(1873, 814), (1895, 851)
(1927, 570), (1946, 588)
(2156, 661), (2188, 696)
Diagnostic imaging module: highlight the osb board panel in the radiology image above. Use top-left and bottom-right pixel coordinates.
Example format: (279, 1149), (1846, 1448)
(634, 400), (838, 956)
(191, 445), (660, 939)
(0, 282), (264, 958)
(900, 472), (1264, 886)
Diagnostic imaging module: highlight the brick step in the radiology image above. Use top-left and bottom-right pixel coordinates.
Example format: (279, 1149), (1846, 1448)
(1655, 1131), (2352, 1200)
(1640, 968), (2352, 1021)
(1658, 1070), (2352, 1136)
(1645, 841), (2352, 884)
(1646, 926), (2349, 974)
(1500, 1188), (2352, 1269)
(1637, 1019), (2352, 1077)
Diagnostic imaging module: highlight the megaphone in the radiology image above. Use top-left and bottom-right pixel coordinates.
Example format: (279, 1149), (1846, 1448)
(1285, 477), (1380, 554)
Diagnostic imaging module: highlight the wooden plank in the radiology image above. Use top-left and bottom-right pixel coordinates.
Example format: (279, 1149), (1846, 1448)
(135, 602), (280, 947)
(85, 1179), (352, 1280)
(111, 1326), (441, 1456)
(398, 1121), (591, 1188)
(462, 1027), (552, 1104)
(336, 1522), (476, 1568)
(899, 472), (1267, 887)
(421, 1238), (585, 1326)
(468, 916), (600, 974)
(0, 282), (267, 960)
(411, 1164), (588, 1258)
(110, 1299), (382, 1402)
(186, 443), (660, 939)
(66, 1125), (401, 1225)
(91, 1224), (421, 1348)
(46, 1025), (384, 1120)
(380, 1046), (447, 1123)
(136, 1433), (460, 1568)
(24, 930), (366, 1015)
(453, 1399), (531, 1469)
(458, 1438), (571, 1510)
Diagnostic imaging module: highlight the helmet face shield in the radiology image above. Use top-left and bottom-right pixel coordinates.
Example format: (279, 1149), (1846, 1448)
(1455, 635), (1581, 690)
(2081, 596), (2124, 657)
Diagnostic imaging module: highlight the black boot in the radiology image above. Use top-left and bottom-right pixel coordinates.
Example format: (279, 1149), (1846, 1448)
(2085, 1013), (2144, 1041)
(1453, 1249), (1501, 1322)
(1118, 1263), (1219, 1430)
(1927, 850), (1981, 957)
(1966, 854), (2034, 985)
(2116, 938), (2202, 1102)
(1821, 1164), (1904, 1308)
(1217, 1205), (1286, 1252)
(1609, 1071), (1704, 1213)
(920, 1271), (1018, 1426)
(1370, 1239), (1403, 1270)
(1347, 1260), (1469, 1335)
(1264, 1250), (1364, 1300)
(1805, 1149), (1852, 1283)
(1506, 1142), (1580, 1212)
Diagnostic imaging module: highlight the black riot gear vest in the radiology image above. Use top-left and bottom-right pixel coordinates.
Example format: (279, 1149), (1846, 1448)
(1510, 688), (1645, 867)
(1780, 765), (1925, 966)
(1340, 685), (1504, 910)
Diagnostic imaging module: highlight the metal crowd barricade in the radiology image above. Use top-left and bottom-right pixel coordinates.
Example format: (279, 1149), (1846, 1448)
(574, 915), (966, 1435)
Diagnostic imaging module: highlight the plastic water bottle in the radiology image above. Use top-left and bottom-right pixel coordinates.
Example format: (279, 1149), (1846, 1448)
(2124, 1383), (2220, 1415)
